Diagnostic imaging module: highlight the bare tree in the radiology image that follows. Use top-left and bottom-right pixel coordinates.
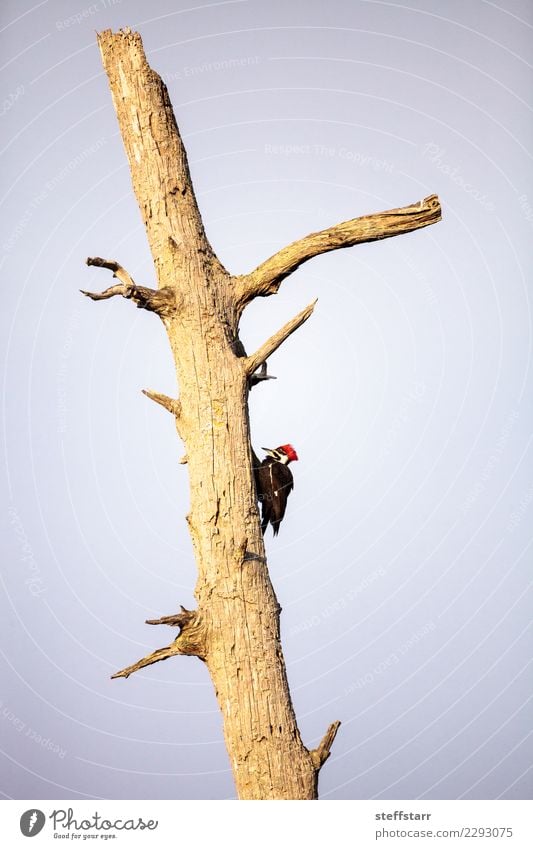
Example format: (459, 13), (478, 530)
(82, 28), (441, 800)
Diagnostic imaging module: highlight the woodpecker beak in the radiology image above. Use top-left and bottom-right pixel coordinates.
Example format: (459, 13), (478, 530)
(262, 447), (276, 458)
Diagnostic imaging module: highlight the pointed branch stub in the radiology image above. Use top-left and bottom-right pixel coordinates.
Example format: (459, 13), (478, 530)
(110, 644), (182, 679)
(142, 389), (181, 417)
(309, 720), (341, 771)
(244, 300), (317, 376)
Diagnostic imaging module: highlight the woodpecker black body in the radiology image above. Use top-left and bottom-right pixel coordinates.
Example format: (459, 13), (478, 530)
(253, 444), (298, 535)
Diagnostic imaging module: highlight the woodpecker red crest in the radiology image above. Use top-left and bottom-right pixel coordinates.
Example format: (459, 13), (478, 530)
(279, 444), (298, 463)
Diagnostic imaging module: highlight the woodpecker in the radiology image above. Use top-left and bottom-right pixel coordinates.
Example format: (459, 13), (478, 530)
(254, 444), (298, 536)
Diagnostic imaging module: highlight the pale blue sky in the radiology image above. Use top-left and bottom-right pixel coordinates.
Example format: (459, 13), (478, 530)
(1, 0), (532, 800)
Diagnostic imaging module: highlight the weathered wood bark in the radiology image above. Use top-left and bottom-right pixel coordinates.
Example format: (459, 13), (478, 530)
(84, 28), (441, 799)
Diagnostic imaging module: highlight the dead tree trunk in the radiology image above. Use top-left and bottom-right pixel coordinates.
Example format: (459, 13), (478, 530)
(82, 28), (441, 800)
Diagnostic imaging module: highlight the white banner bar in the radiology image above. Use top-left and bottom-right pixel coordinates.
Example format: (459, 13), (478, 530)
(1, 800), (532, 848)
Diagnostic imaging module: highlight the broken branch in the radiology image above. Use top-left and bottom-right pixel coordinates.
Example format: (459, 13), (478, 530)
(82, 257), (176, 316)
(111, 607), (205, 679)
(236, 194), (441, 308)
(146, 605), (194, 627)
(309, 720), (341, 770)
(243, 300), (317, 376)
